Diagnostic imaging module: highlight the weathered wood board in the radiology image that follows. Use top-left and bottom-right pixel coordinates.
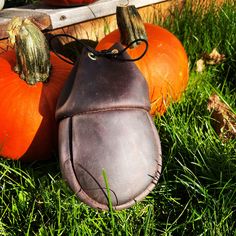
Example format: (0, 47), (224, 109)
(1, 0), (182, 53)
(50, 0), (181, 44)
(0, 0), (170, 39)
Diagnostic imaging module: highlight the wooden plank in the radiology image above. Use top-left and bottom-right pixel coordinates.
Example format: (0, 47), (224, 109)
(0, 0), (182, 54)
(50, 0), (178, 43)
(42, 0), (169, 29)
(0, 0), (168, 39)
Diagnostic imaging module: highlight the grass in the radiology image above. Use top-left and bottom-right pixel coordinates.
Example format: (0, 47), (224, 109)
(0, 0), (236, 235)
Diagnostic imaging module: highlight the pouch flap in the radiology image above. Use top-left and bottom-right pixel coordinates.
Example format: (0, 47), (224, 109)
(56, 43), (150, 121)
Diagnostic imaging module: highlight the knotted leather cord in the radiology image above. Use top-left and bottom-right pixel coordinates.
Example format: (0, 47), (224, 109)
(49, 34), (148, 65)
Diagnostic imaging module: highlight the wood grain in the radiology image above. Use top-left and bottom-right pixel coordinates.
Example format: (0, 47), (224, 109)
(48, 1), (178, 44)
(0, 0), (168, 39)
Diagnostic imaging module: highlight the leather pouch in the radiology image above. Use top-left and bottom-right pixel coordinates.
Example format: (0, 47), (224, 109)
(55, 41), (162, 210)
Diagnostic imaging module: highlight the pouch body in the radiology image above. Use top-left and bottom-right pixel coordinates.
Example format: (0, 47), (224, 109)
(56, 43), (162, 210)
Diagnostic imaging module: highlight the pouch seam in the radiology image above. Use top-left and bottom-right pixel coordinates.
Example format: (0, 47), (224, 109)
(58, 106), (150, 119)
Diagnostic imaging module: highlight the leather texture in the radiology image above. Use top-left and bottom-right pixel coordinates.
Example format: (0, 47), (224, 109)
(56, 43), (162, 210)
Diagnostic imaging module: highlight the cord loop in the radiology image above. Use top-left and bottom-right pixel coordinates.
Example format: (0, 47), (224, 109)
(49, 34), (148, 65)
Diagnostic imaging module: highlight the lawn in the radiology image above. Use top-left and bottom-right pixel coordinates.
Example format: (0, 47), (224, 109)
(0, 0), (236, 235)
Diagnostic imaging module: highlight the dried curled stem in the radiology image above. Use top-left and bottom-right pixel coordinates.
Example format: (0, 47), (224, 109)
(116, 5), (147, 48)
(7, 17), (51, 85)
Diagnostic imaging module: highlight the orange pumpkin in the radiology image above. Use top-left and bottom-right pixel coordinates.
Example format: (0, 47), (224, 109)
(42, 0), (97, 7)
(96, 7), (189, 116)
(0, 18), (72, 161)
(0, 51), (72, 161)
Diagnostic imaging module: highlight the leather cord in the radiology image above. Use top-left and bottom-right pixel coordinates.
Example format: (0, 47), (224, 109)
(49, 34), (148, 65)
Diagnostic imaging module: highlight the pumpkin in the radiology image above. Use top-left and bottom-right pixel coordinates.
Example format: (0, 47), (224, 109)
(96, 5), (189, 115)
(0, 18), (72, 161)
(42, 0), (97, 7)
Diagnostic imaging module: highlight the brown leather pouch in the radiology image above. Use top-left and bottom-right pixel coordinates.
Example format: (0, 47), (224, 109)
(55, 41), (162, 210)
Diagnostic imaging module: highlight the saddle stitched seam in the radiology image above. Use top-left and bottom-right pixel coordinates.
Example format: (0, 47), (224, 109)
(67, 106), (150, 117)
(145, 112), (162, 178)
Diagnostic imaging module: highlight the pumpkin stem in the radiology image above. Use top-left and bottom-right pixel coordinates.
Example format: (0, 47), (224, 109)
(7, 17), (51, 85)
(116, 5), (147, 48)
